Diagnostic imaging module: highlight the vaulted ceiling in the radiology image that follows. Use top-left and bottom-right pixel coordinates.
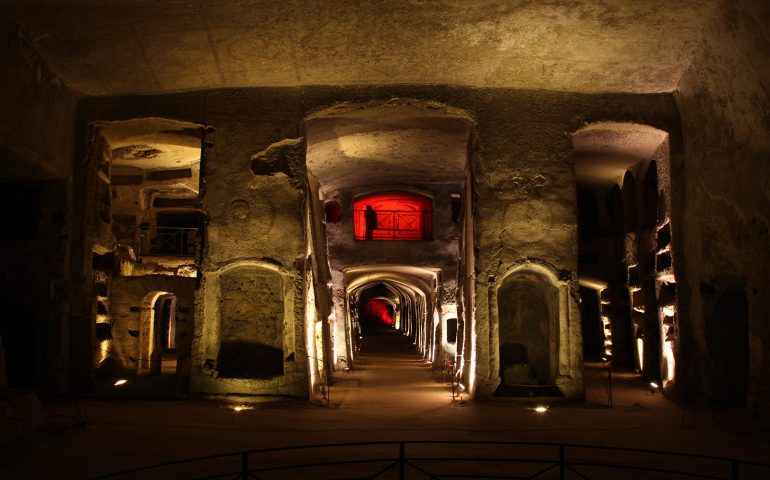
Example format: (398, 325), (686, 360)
(0, 0), (713, 96)
(306, 104), (471, 194)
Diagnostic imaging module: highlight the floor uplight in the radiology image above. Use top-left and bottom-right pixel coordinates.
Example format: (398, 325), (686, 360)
(230, 405), (254, 413)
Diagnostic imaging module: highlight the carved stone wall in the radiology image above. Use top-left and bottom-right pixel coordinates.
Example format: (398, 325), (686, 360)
(218, 266), (285, 378)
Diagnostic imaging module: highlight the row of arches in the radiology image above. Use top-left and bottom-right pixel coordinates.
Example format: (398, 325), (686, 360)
(56, 107), (749, 408)
(573, 123), (675, 387)
(574, 121), (750, 404)
(344, 267), (436, 364)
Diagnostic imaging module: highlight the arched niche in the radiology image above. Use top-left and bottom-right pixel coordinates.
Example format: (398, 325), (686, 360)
(215, 264), (287, 379)
(138, 290), (172, 375)
(496, 267), (560, 388)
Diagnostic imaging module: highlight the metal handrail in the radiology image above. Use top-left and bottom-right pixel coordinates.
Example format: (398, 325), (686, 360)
(146, 226), (199, 256)
(92, 440), (770, 479)
(353, 209), (433, 240)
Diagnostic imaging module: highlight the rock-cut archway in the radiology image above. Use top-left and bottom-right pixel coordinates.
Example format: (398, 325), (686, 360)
(492, 262), (581, 398)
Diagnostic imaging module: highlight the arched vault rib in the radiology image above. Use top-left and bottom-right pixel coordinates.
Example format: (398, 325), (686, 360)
(572, 122), (668, 188)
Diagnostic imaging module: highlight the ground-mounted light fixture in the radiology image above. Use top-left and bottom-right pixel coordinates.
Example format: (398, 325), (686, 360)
(531, 405), (550, 414)
(113, 379), (128, 387)
(230, 404), (254, 413)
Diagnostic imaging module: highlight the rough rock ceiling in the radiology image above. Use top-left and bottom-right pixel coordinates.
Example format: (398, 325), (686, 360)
(100, 119), (202, 190)
(0, 0), (712, 96)
(573, 122), (668, 187)
(306, 104), (471, 193)
(346, 265), (438, 298)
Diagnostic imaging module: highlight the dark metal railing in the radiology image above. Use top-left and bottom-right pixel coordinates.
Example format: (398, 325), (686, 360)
(353, 209), (433, 240)
(148, 227), (199, 256)
(92, 440), (770, 479)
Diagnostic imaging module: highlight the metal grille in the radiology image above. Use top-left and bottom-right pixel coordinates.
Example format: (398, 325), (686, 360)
(354, 209), (432, 240)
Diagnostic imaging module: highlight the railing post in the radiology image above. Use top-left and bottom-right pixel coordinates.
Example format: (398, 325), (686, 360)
(241, 452), (249, 480)
(731, 460), (739, 480)
(399, 442), (406, 480)
(559, 444), (565, 480)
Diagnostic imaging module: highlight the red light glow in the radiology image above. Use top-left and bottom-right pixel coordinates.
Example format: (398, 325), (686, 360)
(353, 192), (432, 241)
(363, 299), (394, 326)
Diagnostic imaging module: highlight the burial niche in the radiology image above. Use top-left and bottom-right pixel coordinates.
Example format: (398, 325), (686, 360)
(497, 271), (558, 389)
(217, 265), (285, 378)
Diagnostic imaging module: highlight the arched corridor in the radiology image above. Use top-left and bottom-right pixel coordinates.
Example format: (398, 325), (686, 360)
(345, 267), (439, 366)
(573, 122), (676, 386)
(2, 2), (770, 476)
(301, 103), (481, 400)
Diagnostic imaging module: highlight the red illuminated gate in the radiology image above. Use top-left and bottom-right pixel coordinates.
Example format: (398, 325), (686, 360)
(353, 192), (433, 241)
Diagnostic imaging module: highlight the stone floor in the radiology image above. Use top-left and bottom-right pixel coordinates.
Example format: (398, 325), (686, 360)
(2, 328), (770, 478)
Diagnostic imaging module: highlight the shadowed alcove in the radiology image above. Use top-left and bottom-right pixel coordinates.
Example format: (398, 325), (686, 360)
(496, 270), (559, 394)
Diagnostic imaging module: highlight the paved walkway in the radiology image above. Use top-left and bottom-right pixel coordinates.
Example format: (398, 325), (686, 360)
(1, 330), (770, 478)
(330, 327), (453, 410)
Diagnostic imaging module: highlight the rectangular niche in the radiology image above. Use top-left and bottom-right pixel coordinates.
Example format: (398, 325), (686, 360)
(217, 266), (285, 378)
(656, 251), (673, 272)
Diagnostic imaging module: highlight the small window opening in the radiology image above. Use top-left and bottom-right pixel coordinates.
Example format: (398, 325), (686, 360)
(450, 194), (462, 223)
(446, 318), (458, 344)
(324, 201), (341, 223)
(152, 212), (201, 256)
(155, 294), (177, 351)
(353, 192), (432, 241)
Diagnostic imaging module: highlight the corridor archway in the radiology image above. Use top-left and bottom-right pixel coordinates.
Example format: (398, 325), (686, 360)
(139, 291), (178, 375)
(303, 101), (475, 396)
(345, 267), (437, 361)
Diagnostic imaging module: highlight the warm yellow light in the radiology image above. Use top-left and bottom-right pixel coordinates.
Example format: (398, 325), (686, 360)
(532, 405), (549, 414)
(662, 337), (676, 384)
(114, 379), (128, 386)
(230, 404), (253, 413)
(650, 382), (659, 389)
(662, 306), (675, 317)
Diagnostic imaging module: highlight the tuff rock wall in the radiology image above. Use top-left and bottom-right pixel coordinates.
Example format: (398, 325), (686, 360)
(77, 86), (680, 399)
(674, 0), (770, 413)
(0, 16), (79, 391)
